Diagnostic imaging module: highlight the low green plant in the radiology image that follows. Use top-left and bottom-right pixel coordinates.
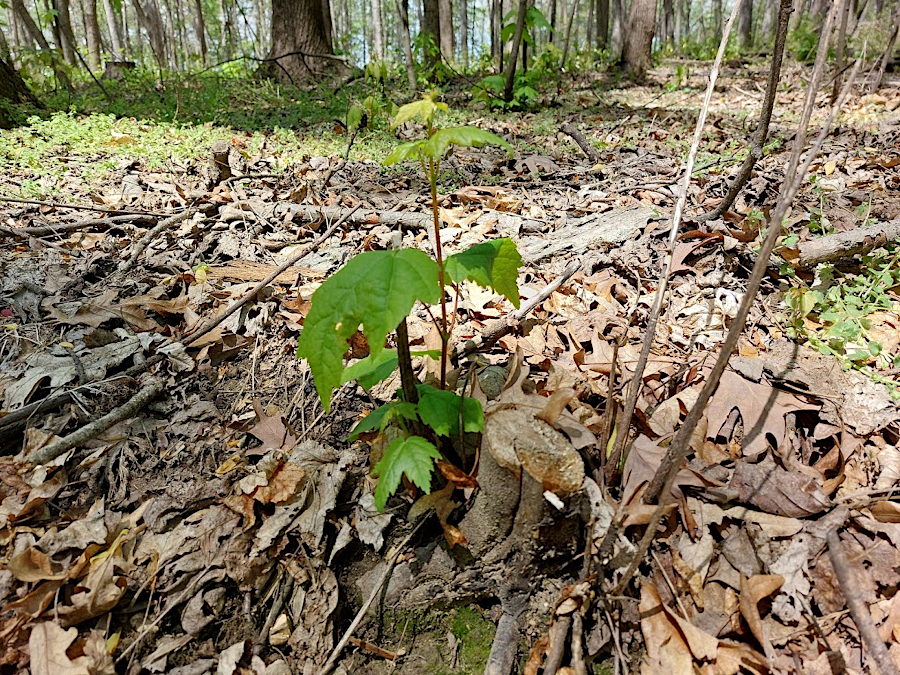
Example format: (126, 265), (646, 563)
(297, 92), (519, 510)
(783, 248), (900, 398)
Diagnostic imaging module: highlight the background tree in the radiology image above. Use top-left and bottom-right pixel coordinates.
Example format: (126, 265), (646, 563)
(0, 55), (38, 128)
(268, 0), (345, 82)
(622, 0), (657, 79)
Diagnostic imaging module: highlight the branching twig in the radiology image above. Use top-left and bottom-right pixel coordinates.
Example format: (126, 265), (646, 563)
(109, 208), (199, 282)
(24, 378), (164, 466)
(560, 122), (602, 164)
(0, 196), (173, 216)
(827, 529), (899, 675)
(0, 213), (156, 238)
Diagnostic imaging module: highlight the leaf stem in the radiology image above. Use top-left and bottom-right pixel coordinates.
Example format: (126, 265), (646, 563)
(429, 160), (449, 389)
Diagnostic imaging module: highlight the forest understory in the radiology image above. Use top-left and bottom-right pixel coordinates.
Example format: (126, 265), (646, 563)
(2, 57), (900, 675)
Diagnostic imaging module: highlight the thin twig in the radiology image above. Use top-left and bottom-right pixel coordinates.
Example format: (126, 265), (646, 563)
(827, 529), (899, 675)
(0, 213), (156, 238)
(24, 378), (164, 466)
(182, 205), (359, 347)
(0, 196), (174, 216)
(316, 518), (427, 675)
(110, 208), (199, 282)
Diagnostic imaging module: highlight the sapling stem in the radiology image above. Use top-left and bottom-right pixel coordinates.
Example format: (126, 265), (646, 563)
(429, 160), (450, 389)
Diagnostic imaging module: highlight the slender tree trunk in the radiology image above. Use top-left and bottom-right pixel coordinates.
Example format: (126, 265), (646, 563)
(53, 0), (77, 65)
(596, 0), (609, 50)
(712, 0), (723, 41)
(661, 0), (674, 45)
(503, 0), (528, 101)
(738, 0), (753, 50)
(460, 0), (468, 65)
(192, 0), (208, 64)
(869, 0), (900, 92)
(133, 0), (168, 69)
(680, 0), (690, 41)
(10, 0), (73, 91)
(122, 1), (132, 58)
(831, 0), (849, 102)
(101, 0), (125, 60)
(586, 0), (594, 46)
(673, 0), (682, 44)
(491, 0), (500, 65)
(371, 0), (385, 59)
(622, 0), (656, 78)
(760, 0), (775, 43)
(83, 0), (102, 68)
(395, 0), (417, 91)
(321, 0), (334, 49)
(549, 0), (556, 42)
(422, 0), (441, 67)
(561, 0), (579, 65)
(438, 0), (454, 60)
(267, 0), (345, 82)
(609, 0), (624, 60)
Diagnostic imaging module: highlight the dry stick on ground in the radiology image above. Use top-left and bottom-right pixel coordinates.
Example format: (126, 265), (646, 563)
(827, 529), (900, 675)
(560, 122), (602, 164)
(182, 205), (360, 347)
(611, 7), (857, 598)
(0, 196), (174, 216)
(609, 0), (744, 488)
(24, 378), (164, 466)
(109, 207), (200, 282)
(791, 217), (900, 268)
(698, 0), (793, 222)
(459, 259), (581, 359)
(0, 213), (157, 238)
(484, 583), (529, 675)
(316, 517), (427, 675)
(542, 615), (572, 675)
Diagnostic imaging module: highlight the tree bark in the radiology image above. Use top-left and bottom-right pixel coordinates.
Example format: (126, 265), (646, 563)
(503, 0), (528, 102)
(549, 0), (556, 42)
(491, 0), (501, 66)
(622, 0), (656, 79)
(321, 0), (334, 49)
(395, 0), (417, 91)
(267, 0), (345, 83)
(609, 0), (624, 60)
(371, 0), (385, 60)
(53, 0), (77, 65)
(83, 0), (102, 68)
(869, 0), (900, 92)
(661, 0), (673, 45)
(712, 0), (723, 41)
(438, 0), (454, 60)
(422, 0), (441, 68)
(132, 0), (168, 69)
(0, 56), (39, 128)
(596, 0), (609, 50)
(738, 0), (753, 50)
(101, 0), (125, 60)
(192, 0), (208, 64)
(460, 0), (469, 66)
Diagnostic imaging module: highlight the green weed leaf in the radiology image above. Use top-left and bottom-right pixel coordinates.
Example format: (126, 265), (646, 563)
(347, 104), (364, 131)
(346, 401), (418, 442)
(444, 238), (522, 308)
(423, 126), (513, 160)
(297, 250), (441, 410)
(384, 139), (426, 165)
(372, 436), (441, 510)
(390, 94), (447, 130)
(416, 384), (484, 436)
(342, 349), (399, 389)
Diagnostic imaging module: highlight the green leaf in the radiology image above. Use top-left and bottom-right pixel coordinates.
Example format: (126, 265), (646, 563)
(346, 401), (418, 442)
(444, 238), (522, 308)
(481, 75), (504, 93)
(297, 250), (441, 410)
(341, 349), (399, 389)
(416, 384), (485, 437)
(347, 104), (364, 131)
(526, 6), (552, 30)
(384, 139), (426, 165)
(390, 93), (446, 130)
(422, 126), (514, 160)
(372, 436), (441, 510)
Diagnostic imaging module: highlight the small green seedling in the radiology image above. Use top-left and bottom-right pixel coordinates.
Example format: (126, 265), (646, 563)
(298, 91), (519, 509)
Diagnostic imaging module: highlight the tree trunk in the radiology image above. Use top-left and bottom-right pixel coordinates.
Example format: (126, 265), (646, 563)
(549, 0), (556, 42)
(760, 0), (775, 42)
(503, 0), (529, 101)
(101, 0), (125, 60)
(712, 0), (723, 41)
(268, 0), (345, 82)
(192, 0), (208, 64)
(371, 0), (385, 60)
(609, 0), (624, 60)
(422, 0), (441, 67)
(460, 0), (468, 65)
(395, 0), (417, 91)
(586, 0), (594, 47)
(680, 0), (690, 41)
(438, 0), (454, 60)
(738, 0), (753, 50)
(661, 0), (674, 45)
(83, 0), (102, 68)
(0, 56), (39, 128)
(321, 0), (334, 49)
(132, 0), (168, 69)
(53, 0), (77, 65)
(622, 0), (656, 79)
(491, 0), (501, 65)
(10, 0), (73, 91)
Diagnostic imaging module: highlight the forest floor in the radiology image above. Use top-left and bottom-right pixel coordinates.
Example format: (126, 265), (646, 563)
(1, 60), (900, 675)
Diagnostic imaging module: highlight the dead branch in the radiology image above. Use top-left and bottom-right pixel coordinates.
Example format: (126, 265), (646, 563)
(698, 0), (792, 222)
(827, 529), (900, 675)
(0, 213), (157, 238)
(109, 207), (199, 282)
(484, 582), (528, 675)
(24, 378), (164, 466)
(560, 122), (602, 164)
(182, 205), (360, 347)
(543, 615), (572, 675)
(458, 259), (581, 359)
(611, 0), (744, 492)
(789, 218), (900, 268)
(0, 196), (173, 216)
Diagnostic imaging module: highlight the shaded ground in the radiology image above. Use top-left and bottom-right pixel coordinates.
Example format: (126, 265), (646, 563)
(1, 62), (900, 675)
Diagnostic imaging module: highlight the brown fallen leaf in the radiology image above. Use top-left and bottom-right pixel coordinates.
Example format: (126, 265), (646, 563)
(728, 457), (830, 517)
(739, 574), (784, 662)
(28, 622), (90, 675)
